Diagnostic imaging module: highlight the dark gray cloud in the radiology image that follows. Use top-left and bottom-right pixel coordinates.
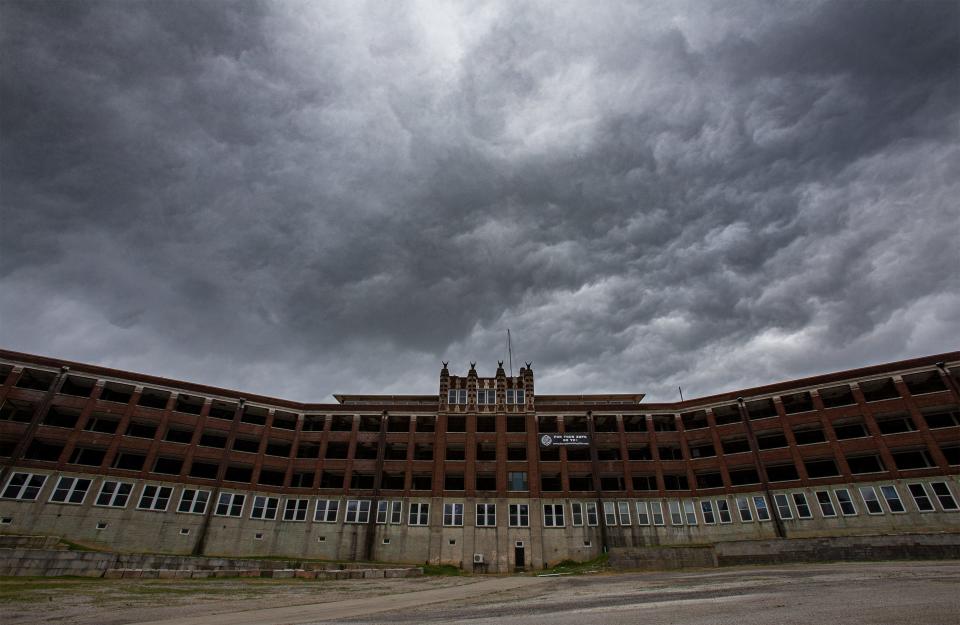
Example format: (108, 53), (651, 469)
(2, 0), (958, 402)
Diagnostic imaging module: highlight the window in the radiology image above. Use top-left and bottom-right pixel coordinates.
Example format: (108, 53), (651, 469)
(543, 503), (565, 527)
(603, 501), (617, 526)
(716, 499), (732, 524)
(443, 502), (464, 526)
(506, 389), (525, 404)
(651, 501), (665, 526)
(137, 485), (173, 511)
(376, 500), (389, 524)
(251, 496), (279, 520)
(700, 500), (715, 524)
(668, 500), (683, 525)
(736, 497), (753, 522)
(283, 499), (309, 521)
(773, 494), (793, 520)
(215, 492), (245, 517)
(834, 489), (856, 516)
(571, 502), (584, 526)
(931, 482), (959, 510)
(95, 481), (133, 508)
(683, 500), (698, 525)
(585, 501), (599, 526)
(509, 503), (529, 527)
(447, 389), (467, 405)
(815, 491), (836, 517)
(880, 485), (905, 513)
(390, 500), (403, 524)
(345, 500), (371, 523)
(858, 487), (883, 514)
(409, 502), (429, 526)
(48, 477), (91, 505)
(507, 472), (528, 491)
(790, 492), (811, 518)
(1, 473), (47, 500)
(618, 501), (632, 525)
(178, 489), (210, 514)
(635, 501), (650, 525)
(477, 389), (496, 405)
(314, 499), (339, 522)
(752, 496), (771, 521)
(908, 483), (934, 512)
(477, 503), (496, 527)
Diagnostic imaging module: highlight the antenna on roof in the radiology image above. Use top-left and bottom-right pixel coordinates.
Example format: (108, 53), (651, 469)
(679, 386), (684, 402)
(507, 329), (513, 377)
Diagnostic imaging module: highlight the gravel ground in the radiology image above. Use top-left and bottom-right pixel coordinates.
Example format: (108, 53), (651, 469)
(2, 561), (958, 625)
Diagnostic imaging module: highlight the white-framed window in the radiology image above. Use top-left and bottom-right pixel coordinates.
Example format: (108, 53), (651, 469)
(651, 501), (665, 526)
(476, 503), (496, 527)
(137, 485), (173, 511)
(752, 496), (771, 521)
(447, 390), (467, 405)
(683, 500), (698, 525)
(509, 503), (529, 527)
(443, 502), (463, 526)
(283, 498), (308, 521)
(345, 499), (371, 523)
(834, 489), (857, 516)
(95, 481), (133, 508)
(543, 503), (565, 527)
(390, 500), (403, 523)
(409, 502), (429, 525)
(506, 389), (525, 404)
(637, 501), (651, 525)
(879, 485), (905, 513)
(716, 499), (732, 523)
(773, 493), (793, 520)
(375, 500), (390, 523)
(815, 490), (836, 517)
(700, 500), (716, 524)
(251, 495), (279, 520)
(315, 499), (339, 523)
(792, 492), (813, 518)
(477, 389), (496, 405)
(585, 501), (599, 526)
(617, 501), (632, 525)
(215, 492), (245, 517)
(49, 476), (92, 505)
(931, 482), (959, 511)
(907, 483), (934, 512)
(858, 486), (883, 514)
(603, 501), (618, 526)
(735, 496), (753, 522)
(1, 472), (47, 500)
(571, 502), (584, 526)
(178, 489), (210, 514)
(668, 500), (683, 525)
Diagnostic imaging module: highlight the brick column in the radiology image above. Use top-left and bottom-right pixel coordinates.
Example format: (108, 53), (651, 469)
(139, 392), (178, 479)
(811, 389), (853, 477)
(773, 397), (809, 481)
(705, 408), (733, 488)
(894, 377), (950, 469)
(101, 386), (144, 470)
(849, 382), (899, 478)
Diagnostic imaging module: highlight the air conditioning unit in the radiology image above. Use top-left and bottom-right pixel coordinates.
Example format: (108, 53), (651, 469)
(473, 553), (485, 564)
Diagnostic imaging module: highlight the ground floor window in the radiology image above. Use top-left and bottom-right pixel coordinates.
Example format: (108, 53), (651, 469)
(716, 499), (732, 523)
(858, 487), (883, 514)
(509, 503), (529, 527)
(49, 476), (91, 505)
(637, 501), (651, 525)
(773, 494), (793, 520)
(585, 501), (599, 526)
(443, 502), (463, 526)
(880, 485), (905, 513)
(930, 482), (959, 511)
(815, 491), (836, 517)
(215, 492), (245, 517)
(251, 496), (279, 520)
(571, 502), (584, 526)
(618, 501), (632, 525)
(651, 501), (665, 526)
(476, 503), (496, 527)
(137, 485), (172, 511)
(700, 500), (715, 524)
(345, 500), (371, 523)
(752, 496), (770, 521)
(409, 502), (429, 525)
(603, 501), (617, 526)
(1, 473), (46, 500)
(543, 503), (565, 527)
(178, 489), (210, 514)
(834, 489), (857, 516)
(283, 498), (308, 521)
(95, 481), (133, 508)
(736, 497), (753, 522)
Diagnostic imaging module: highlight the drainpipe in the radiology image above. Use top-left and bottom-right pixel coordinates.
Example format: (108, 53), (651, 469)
(193, 399), (245, 556)
(363, 411), (388, 562)
(586, 411), (609, 552)
(736, 397), (785, 539)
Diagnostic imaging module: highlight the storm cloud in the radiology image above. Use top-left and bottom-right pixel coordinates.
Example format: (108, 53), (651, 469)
(1, 0), (958, 402)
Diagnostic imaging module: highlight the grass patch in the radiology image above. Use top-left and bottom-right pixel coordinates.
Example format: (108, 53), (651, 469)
(541, 553), (609, 575)
(422, 563), (462, 576)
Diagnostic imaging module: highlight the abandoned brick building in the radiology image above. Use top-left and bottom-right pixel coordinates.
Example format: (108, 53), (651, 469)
(0, 348), (958, 572)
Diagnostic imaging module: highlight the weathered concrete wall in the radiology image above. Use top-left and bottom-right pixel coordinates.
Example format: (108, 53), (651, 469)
(714, 533), (960, 566)
(609, 545), (717, 570)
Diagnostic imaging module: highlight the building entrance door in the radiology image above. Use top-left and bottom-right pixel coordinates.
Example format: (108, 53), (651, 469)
(514, 544), (525, 571)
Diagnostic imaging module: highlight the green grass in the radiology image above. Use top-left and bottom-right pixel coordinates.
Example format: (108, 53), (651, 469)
(422, 563), (462, 576)
(540, 553), (609, 575)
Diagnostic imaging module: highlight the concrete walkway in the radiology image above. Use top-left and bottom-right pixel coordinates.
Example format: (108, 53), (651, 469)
(134, 576), (549, 625)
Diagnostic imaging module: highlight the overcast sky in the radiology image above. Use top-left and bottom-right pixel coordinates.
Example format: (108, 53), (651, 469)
(1, 1), (958, 404)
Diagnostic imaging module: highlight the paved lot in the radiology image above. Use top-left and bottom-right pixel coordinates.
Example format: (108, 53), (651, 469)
(3, 561), (959, 625)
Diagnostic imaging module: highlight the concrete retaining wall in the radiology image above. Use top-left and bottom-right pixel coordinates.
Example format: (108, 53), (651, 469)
(608, 545), (717, 570)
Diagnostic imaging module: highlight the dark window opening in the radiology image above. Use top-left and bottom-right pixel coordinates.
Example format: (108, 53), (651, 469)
(273, 412), (297, 430)
(291, 472), (313, 488)
(265, 440), (292, 457)
(567, 447), (590, 461)
(444, 473), (465, 490)
(354, 442), (377, 460)
(804, 458), (840, 477)
(387, 415), (410, 432)
(198, 431), (227, 448)
(538, 415), (557, 431)
(565, 416), (588, 432)
(623, 415), (647, 432)
(164, 427), (194, 443)
(413, 444), (433, 460)
(628, 445), (652, 460)
(445, 445), (465, 461)
(689, 442), (715, 458)
(477, 416), (496, 432)
(681, 410), (709, 430)
(729, 468), (760, 485)
(712, 404), (741, 426)
(1, 399), (35, 422)
(569, 475), (593, 491)
(382, 472), (405, 489)
(652, 415), (676, 432)
(820, 385), (855, 408)
(225, 465), (253, 483)
(757, 431), (788, 450)
(594, 415), (618, 432)
(892, 450), (933, 470)
(100, 383), (133, 404)
(112, 452), (145, 471)
(385, 443), (407, 460)
(541, 474), (562, 491)
(415, 416), (435, 433)
(781, 391), (814, 414)
(238, 405), (266, 424)
(351, 473), (375, 489)
(766, 463), (799, 482)
(940, 444), (959, 466)
(507, 445), (527, 461)
(302, 415), (325, 431)
(658, 445), (683, 460)
(259, 469), (286, 486)
(597, 446), (621, 460)
(153, 457), (182, 475)
(722, 438), (751, 454)
(860, 378), (900, 402)
(189, 461), (218, 479)
(540, 447), (560, 461)
(793, 425), (826, 445)
(43, 406), (80, 429)
(60, 376), (95, 398)
(475, 473), (496, 491)
(411, 474), (432, 490)
(922, 407), (960, 429)
(16, 369), (55, 391)
(846, 454), (884, 474)
(506, 416), (526, 432)
(68, 447), (105, 466)
(331, 415), (353, 431)
(746, 398), (777, 420)
(137, 389), (170, 410)
(903, 371), (947, 395)
(875, 413), (917, 434)
(84, 414), (118, 433)
(325, 442), (349, 459)
(662, 474), (689, 490)
(476, 443), (497, 461)
(319, 472), (344, 489)
(833, 420), (868, 439)
(447, 415), (466, 432)
(126, 421), (157, 439)
(359, 415), (380, 432)
(696, 471), (724, 488)
(232, 438), (260, 453)
(296, 443), (320, 458)
(174, 395), (204, 415)
(633, 474), (657, 490)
